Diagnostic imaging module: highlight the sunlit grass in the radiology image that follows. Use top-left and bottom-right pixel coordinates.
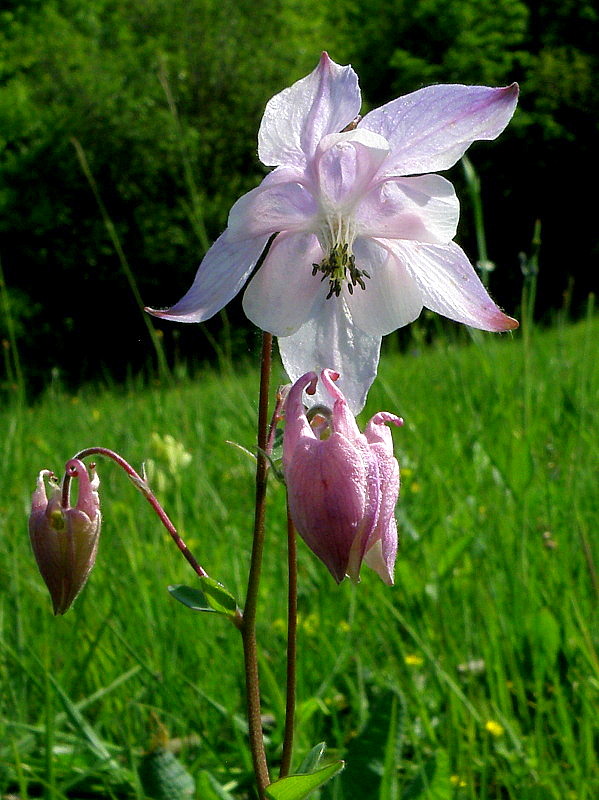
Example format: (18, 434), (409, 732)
(0, 314), (597, 799)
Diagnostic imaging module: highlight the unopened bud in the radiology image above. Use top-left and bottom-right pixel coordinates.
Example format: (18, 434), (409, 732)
(29, 459), (101, 614)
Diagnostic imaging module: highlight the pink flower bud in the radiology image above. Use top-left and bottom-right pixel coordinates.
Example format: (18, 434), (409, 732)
(29, 459), (101, 615)
(284, 369), (402, 584)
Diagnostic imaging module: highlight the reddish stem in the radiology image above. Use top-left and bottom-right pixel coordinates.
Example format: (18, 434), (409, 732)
(63, 446), (208, 579)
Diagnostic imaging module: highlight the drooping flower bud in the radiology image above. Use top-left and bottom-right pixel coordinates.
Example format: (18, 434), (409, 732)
(29, 458), (101, 615)
(283, 369), (402, 584)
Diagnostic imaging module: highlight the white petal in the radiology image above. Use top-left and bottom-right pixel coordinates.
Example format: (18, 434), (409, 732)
(227, 178), (318, 242)
(258, 52), (361, 169)
(278, 295), (381, 414)
(315, 129), (389, 208)
(356, 174), (459, 244)
(360, 83), (519, 175)
(388, 240), (519, 331)
(242, 232), (324, 336)
(346, 238), (423, 336)
(146, 230), (270, 323)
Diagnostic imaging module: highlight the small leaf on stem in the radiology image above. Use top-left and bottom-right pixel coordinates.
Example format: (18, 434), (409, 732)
(265, 761), (344, 800)
(296, 742), (327, 775)
(168, 578), (239, 618)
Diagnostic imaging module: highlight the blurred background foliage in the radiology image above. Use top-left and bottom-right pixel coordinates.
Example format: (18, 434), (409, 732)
(0, 0), (597, 392)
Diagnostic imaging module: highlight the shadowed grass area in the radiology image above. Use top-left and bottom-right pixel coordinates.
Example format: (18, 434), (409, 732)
(0, 313), (597, 799)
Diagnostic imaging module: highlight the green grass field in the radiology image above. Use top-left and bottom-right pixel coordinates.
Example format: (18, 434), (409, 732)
(1, 312), (597, 800)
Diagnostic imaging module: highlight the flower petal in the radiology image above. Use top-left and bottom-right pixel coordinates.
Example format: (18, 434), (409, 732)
(360, 83), (519, 175)
(388, 240), (519, 331)
(363, 518), (398, 584)
(320, 368), (363, 442)
(146, 230), (270, 323)
(346, 238), (423, 336)
(363, 412), (403, 585)
(315, 129), (389, 208)
(258, 52), (361, 169)
(286, 432), (376, 582)
(278, 295), (381, 414)
(282, 371), (318, 470)
(356, 174), (459, 244)
(242, 232), (324, 336)
(227, 173), (318, 242)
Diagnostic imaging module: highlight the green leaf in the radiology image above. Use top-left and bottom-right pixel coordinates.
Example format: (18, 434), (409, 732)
(296, 742), (327, 775)
(265, 761), (344, 800)
(138, 748), (195, 800)
(168, 578), (239, 618)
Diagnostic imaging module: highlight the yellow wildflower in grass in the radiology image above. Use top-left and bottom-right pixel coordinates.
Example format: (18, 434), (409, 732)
(450, 775), (467, 787)
(404, 654), (424, 667)
(485, 720), (504, 737)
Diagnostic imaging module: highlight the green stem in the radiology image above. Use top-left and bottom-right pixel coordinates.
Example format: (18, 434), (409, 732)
(279, 504), (298, 778)
(241, 331), (273, 797)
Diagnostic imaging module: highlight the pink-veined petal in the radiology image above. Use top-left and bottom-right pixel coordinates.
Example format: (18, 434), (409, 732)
(346, 238), (423, 336)
(320, 368), (362, 442)
(345, 439), (381, 583)
(242, 232), (324, 336)
(278, 295), (381, 414)
(363, 411), (403, 585)
(258, 52), (361, 169)
(315, 129), (389, 208)
(286, 431), (374, 582)
(360, 83), (519, 175)
(146, 230), (270, 323)
(227, 176), (318, 242)
(282, 371), (318, 470)
(389, 239), (519, 331)
(363, 517), (398, 584)
(356, 174), (459, 244)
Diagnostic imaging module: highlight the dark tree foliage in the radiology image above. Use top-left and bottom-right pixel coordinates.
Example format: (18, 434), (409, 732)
(0, 0), (596, 391)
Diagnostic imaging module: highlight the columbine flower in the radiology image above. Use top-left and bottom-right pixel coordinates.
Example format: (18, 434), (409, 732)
(29, 459), (101, 615)
(148, 53), (518, 411)
(283, 368), (402, 584)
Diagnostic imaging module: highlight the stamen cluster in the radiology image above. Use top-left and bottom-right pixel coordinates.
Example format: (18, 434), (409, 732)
(312, 243), (371, 299)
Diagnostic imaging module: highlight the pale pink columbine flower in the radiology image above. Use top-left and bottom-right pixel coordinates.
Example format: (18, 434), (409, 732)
(283, 369), (402, 584)
(148, 53), (518, 411)
(29, 459), (101, 615)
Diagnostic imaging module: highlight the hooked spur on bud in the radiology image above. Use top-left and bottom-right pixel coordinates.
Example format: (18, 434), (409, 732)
(283, 369), (402, 584)
(29, 459), (101, 615)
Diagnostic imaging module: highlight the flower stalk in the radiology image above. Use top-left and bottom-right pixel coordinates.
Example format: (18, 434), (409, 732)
(279, 503), (298, 779)
(240, 331), (273, 797)
(68, 446), (209, 579)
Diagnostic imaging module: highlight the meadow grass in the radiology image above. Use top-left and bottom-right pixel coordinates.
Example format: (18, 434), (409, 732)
(0, 312), (597, 799)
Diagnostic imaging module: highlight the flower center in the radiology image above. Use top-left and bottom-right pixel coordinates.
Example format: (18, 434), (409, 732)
(312, 213), (370, 300)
